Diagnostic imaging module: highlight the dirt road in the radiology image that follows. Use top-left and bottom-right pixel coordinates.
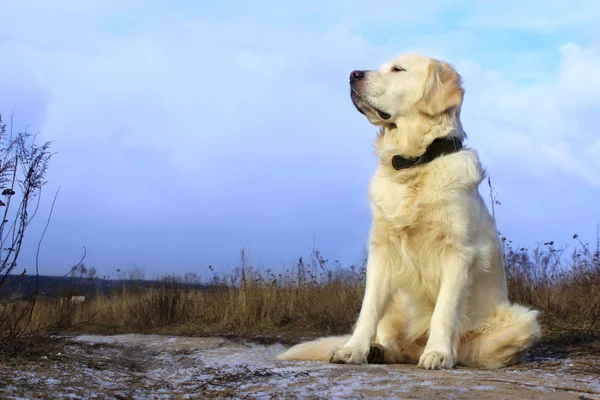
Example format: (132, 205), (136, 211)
(1, 334), (599, 399)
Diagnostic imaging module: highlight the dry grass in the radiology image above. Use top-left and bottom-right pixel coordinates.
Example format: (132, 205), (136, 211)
(27, 273), (365, 341)
(504, 234), (600, 334)
(3, 236), (599, 350)
(1, 250), (365, 342)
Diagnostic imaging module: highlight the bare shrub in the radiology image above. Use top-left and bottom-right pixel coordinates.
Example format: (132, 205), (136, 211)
(0, 113), (55, 356)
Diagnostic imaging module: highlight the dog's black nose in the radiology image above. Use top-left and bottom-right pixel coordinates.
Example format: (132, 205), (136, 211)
(350, 70), (365, 83)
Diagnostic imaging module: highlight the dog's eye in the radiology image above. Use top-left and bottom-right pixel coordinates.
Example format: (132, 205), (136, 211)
(392, 66), (406, 72)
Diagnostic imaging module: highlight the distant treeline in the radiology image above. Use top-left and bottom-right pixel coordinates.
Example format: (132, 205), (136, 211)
(0, 274), (211, 300)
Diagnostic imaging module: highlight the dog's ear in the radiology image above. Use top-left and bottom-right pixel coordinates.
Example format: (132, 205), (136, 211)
(417, 61), (464, 117)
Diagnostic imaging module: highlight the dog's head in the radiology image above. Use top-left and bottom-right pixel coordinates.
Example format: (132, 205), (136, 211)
(350, 53), (464, 128)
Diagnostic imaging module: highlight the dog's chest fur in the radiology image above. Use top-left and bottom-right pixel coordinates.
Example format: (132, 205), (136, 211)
(369, 150), (482, 230)
(367, 150), (484, 299)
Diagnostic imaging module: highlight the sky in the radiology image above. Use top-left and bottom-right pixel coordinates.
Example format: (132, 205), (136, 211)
(1, 1), (599, 278)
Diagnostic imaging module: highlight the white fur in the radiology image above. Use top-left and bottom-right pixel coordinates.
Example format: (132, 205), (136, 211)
(277, 53), (542, 369)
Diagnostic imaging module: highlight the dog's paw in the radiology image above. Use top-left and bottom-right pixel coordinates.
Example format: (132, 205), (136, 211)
(329, 345), (371, 365)
(418, 347), (454, 370)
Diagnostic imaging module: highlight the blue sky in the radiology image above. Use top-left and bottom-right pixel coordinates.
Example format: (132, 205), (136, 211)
(1, 1), (599, 278)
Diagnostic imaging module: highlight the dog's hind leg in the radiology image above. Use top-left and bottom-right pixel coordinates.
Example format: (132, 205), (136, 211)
(457, 303), (542, 369)
(374, 305), (425, 364)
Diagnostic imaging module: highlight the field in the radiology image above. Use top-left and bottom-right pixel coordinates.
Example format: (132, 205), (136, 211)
(1, 239), (600, 398)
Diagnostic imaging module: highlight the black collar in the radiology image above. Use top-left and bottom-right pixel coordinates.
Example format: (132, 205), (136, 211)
(391, 136), (463, 171)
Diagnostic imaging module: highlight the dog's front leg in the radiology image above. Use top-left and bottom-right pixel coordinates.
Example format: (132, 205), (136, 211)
(329, 244), (394, 364)
(418, 252), (471, 370)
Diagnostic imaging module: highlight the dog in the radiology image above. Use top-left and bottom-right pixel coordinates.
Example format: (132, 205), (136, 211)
(277, 53), (542, 369)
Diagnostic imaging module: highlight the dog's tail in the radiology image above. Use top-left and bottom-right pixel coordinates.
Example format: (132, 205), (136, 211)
(277, 335), (350, 361)
(458, 303), (542, 368)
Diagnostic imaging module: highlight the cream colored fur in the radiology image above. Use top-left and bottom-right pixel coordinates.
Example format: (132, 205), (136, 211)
(277, 53), (542, 369)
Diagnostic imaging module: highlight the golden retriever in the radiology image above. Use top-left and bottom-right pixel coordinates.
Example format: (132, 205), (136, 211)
(277, 53), (541, 369)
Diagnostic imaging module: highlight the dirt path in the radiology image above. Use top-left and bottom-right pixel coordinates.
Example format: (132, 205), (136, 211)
(1, 334), (599, 399)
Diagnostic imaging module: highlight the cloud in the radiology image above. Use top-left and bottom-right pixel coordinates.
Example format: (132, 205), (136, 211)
(462, 1), (600, 33)
(458, 43), (600, 186)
